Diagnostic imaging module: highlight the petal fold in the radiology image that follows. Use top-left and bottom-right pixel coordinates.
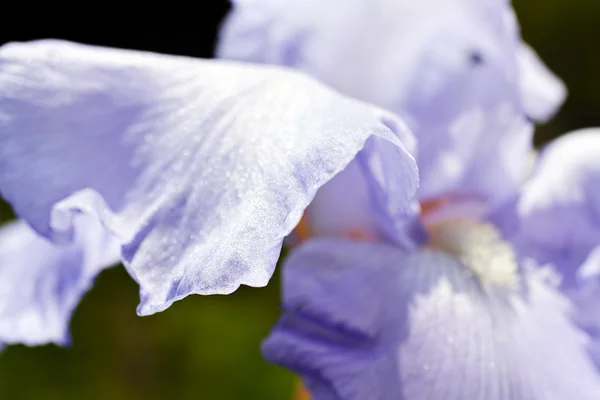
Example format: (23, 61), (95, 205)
(0, 218), (119, 346)
(0, 40), (417, 315)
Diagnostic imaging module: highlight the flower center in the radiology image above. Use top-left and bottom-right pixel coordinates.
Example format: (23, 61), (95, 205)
(423, 201), (519, 289)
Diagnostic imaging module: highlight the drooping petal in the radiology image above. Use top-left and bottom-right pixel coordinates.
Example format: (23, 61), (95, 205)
(218, 0), (541, 205)
(0, 40), (417, 316)
(263, 238), (600, 400)
(0, 218), (119, 346)
(517, 43), (567, 122)
(514, 129), (600, 283)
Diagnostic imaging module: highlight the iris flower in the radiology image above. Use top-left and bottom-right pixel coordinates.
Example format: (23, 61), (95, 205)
(259, 129), (600, 400)
(0, 2), (597, 400)
(217, 0), (600, 398)
(0, 40), (418, 345)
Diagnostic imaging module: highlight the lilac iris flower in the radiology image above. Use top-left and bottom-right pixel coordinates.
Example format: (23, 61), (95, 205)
(258, 130), (600, 399)
(0, 40), (418, 346)
(217, 0), (600, 398)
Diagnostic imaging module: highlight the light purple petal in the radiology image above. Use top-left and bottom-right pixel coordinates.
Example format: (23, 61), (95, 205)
(515, 129), (600, 283)
(307, 140), (424, 249)
(306, 159), (382, 239)
(567, 245), (600, 361)
(306, 108), (421, 248)
(517, 42), (566, 122)
(0, 40), (417, 316)
(456, 110), (533, 204)
(218, 0), (518, 108)
(0, 218), (119, 346)
(263, 238), (600, 399)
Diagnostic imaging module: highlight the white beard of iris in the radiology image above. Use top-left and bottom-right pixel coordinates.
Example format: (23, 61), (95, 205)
(426, 218), (519, 289)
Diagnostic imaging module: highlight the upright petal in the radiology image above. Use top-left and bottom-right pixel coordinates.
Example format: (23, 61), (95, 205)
(514, 129), (600, 283)
(263, 239), (600, 399)
(517, 43), (567, 122)
(456, 110), (534, 204)
(0, 40), (417, 315)
(218, 0), (536, 204)
(0, 218), (119, 346)
(218, 0), (518, 108)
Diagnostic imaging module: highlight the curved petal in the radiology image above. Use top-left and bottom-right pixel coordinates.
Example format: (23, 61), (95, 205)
(263, 238), (600, 400)
(517, 42), (566, 122)
(306, 159), (380, 239)
(218, 0), (538, 204)
(307, 136), (425, 250)
(0, 40), (417, 315)
(0, 218), (119, 346)
(515, 129), (600, 284)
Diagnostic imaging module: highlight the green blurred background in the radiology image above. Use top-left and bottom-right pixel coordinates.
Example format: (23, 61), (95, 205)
(0, 0), (599, 398)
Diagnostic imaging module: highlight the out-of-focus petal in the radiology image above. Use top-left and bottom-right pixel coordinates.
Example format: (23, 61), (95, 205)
(0, 40), (417, 315)
(568, 246), (600, 348)
(306, 159), (380, 239)
(218, 0), (517, 108)
(263, 239), (600, 400)
(218, 0), (534, 204)
(515, 129), (600, 283)
(517, 43), (566, 122)
(0, 218), (119, 346)
(456, 109), (534, 204)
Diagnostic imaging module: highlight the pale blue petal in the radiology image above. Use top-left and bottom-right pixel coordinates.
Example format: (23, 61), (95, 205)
(0, 218), (119, 346)
(263, 239), (600, 399)
(0, 40), (417, 316)
(515, 129), (600, 283)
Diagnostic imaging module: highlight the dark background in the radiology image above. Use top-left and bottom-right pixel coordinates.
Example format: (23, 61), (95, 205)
(0, 0), (599, 398)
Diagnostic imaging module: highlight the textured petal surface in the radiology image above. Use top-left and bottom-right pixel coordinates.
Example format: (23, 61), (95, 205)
(218, 0), (537, 204)
(515, 129), (600, 283)
(0, 40), (417, 315)
(0, 218), (119, 346)
(263, 239), (600, 400)
(306, 107), (421, 248)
